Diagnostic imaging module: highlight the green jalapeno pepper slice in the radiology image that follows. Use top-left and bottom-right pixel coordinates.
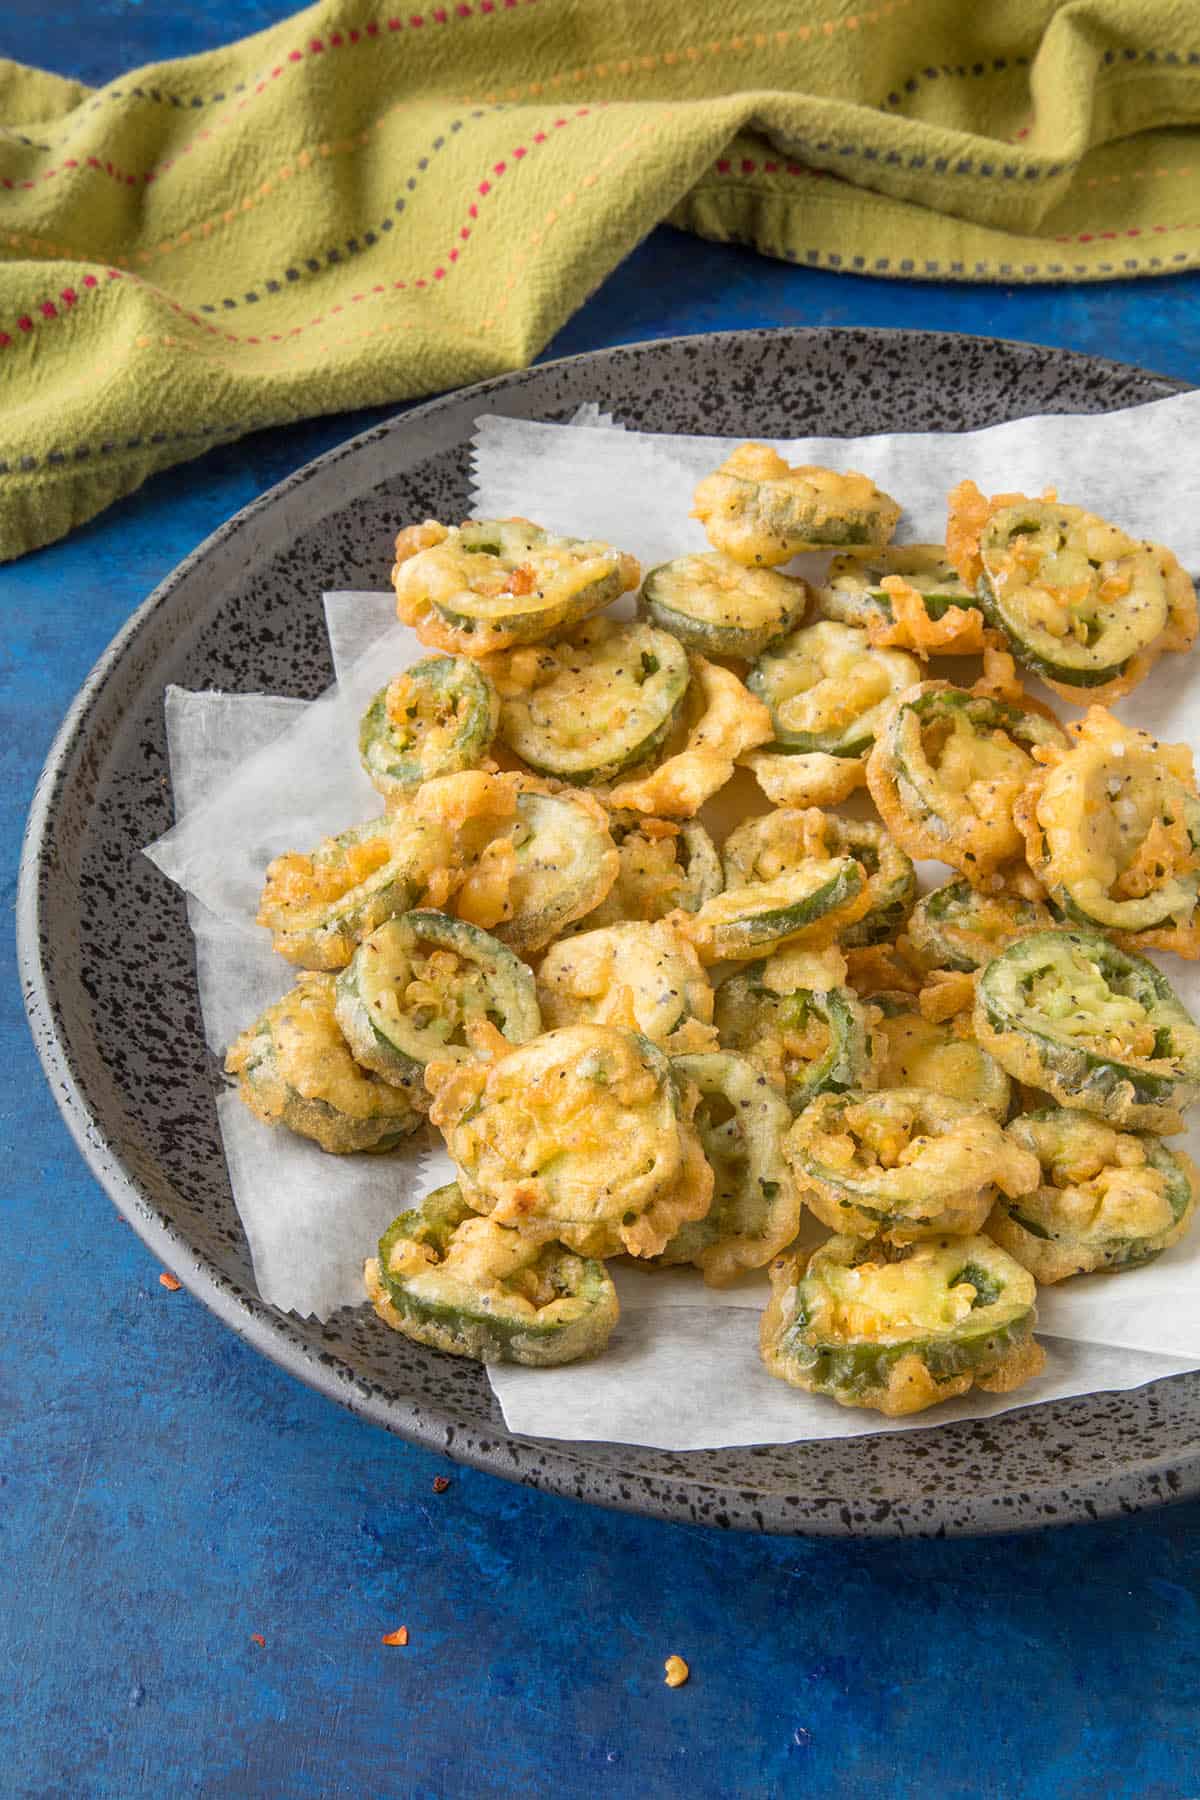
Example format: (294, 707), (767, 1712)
(714, 966), (872, 1114)
(641, 551), (807, 657)
(785, 1086), (1039, 1242)
(973, 927), (1200, 1132)
(906, 877), (1053, 974)
(760, 1233), (1043, 1416)
(988, 1107), (1200, 1281)
(334, 911), (540, 1101)
(493, 617), (690, 786)
(359, 656), (499, 801)
(366, 1183), (619, 1366)
(650, 1051), (799, 1284)
(225, 972), (421, 1153)
(747, 619), (921, 758)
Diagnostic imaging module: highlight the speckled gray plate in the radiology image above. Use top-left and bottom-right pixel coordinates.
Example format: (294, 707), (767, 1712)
(21, 327), (1200, 1536)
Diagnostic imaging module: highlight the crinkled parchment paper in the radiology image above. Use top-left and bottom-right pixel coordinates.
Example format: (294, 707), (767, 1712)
(144, 388), (1200, 1444)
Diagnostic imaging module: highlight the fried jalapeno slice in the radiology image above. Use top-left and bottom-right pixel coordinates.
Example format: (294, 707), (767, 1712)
(536, 919), (716, 1054)
(488, 617), (690, 786)
(760, 1234), (1043, 1416)
(722, 808), (916, 949)
(427, 1024), (713, 1259)
(691, 443), (901, 565)
(870, 992), (1011, 1122)
(748, 621), (921, 759)
(714, 965), (872, 1114)
(652, 1052), (801, 1286)
(641, 551), (807, 657)
(427, 775), (620, 957)
(1016, 708), (1200, 957)
(988, 1108), (1200, 1282)
(257, 813), (453, 970)
(866, 681), (1066, 883)
(785, 1087), (1039, 1242)
(225, 973), (421, 1153)
(366, 1183), (618, 1366)
(744, 620), (920, 807)
(608, 656), (772, 818)
(334, 912), (540, 1101)
(906, 877), (1053, 974)
(974, 927), (1200, 1132)
(947, 481), (1198, 702)
(392, 517), (640, 656)
(684, 857), (869, 964)
(567, 811), (722, 932)
(359, 656), (499, 802)
(815, 546), (984, 656)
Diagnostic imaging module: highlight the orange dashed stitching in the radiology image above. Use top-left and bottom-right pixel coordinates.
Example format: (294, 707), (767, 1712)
(465, 0), (912, 104)
(0, 1), (540, 192)
(46, 109), (597, 359)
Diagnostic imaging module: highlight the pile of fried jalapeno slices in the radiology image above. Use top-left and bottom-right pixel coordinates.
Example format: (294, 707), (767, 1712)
(223, 445), (1200, 1420)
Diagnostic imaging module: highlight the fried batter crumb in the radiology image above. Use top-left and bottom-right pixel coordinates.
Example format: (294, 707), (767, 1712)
(664, 1655), (690, 1688)
(159, 1271), (182, 1291)
(381, 1627), (410, 1647)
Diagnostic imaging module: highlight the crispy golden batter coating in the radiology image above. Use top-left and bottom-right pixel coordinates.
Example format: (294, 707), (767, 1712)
(608, 657), (772, 818)
(946, 479), (1197, 704)
(537, 920), (717, 1054)
(691, 443), (901, 566)
(1015, 707), (1200, 959)
(426, 1023), (713, 1258)
(226, 973), (420, 1153)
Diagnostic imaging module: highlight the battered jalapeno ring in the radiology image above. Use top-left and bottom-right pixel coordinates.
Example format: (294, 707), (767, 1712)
(866, 681), (1066, 883)
(427, 1024), (714, 1259)
(641, 552), (807, 658)
(536, 920), (716, 1054)
(722, 809), (915, 949)
(714, 966), (872, 1113)
(947, 481), (1198, 703)
(815, 546), (985, 655)
(747, 621), (921, 760)
(973, 927), (1200, 1132)
(691, 443), (901, 566)
(608, 656), (772, 819)
(567, 810), (721, 935)
(439, 783), (619, 957)
(784, 1087), (1039, 1242)
(1015, 708), (1200, 958)
(358, 656), (499, 802)
(366, 1183), (619, 1366)
(257, 813), (453, 971)
(906, 877), (1053, 974)
(225, 973), (421, 1153)
(652, 1052), (800, 1285)
(334, 912), (540, 1101)
(488, 617), (690, 786)
(760, 1234), (1044, 1416)
(870, 992), (1011, 1122)
(988, 1108), (1200, 1282)
(392, 517), (641, 656)
(684, 856), (869, 964)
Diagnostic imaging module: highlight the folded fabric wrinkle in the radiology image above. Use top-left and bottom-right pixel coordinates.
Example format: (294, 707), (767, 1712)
(3, 0), (1200, 559)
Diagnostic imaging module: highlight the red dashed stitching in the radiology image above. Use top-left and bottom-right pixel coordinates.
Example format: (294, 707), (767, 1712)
(0, 111), (591, 351)
(0, 1), (540, 193)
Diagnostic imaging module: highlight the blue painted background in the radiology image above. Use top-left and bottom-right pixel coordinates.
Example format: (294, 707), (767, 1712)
(6, 5), (1200, 1795)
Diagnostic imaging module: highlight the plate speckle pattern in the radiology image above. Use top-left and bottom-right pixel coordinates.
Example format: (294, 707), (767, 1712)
(20, 328), (1200, 1536)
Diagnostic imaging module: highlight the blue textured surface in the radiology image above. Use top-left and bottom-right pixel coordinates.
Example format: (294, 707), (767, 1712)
(7, 8), (1200, 1796)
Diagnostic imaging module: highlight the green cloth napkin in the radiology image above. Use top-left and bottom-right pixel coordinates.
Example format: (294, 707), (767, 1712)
(3, 0), (1200, 562)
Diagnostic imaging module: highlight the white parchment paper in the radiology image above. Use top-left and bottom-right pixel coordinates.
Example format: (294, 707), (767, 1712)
(145, 388), (1200, 1443)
